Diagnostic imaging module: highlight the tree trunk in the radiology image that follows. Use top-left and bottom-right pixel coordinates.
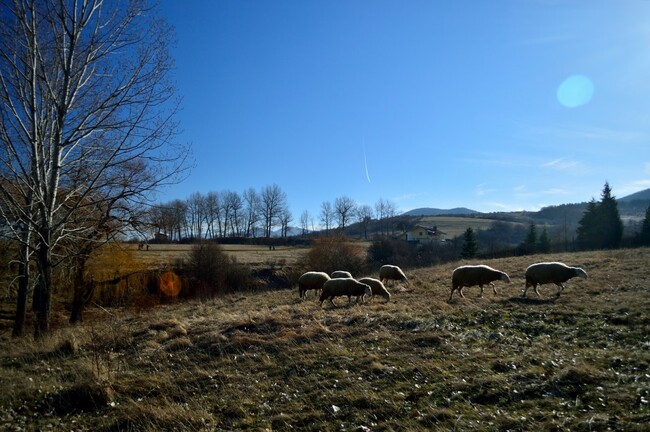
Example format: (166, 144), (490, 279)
(70, 264), (95, 324)
(12, 257), (30, 337)
(34, 235), (52, 339)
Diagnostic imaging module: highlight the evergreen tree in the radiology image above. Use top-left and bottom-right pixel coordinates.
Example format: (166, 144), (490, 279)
(538, 226), (551, 253)
(522, 223), (537, 255)
(460, 227), (478, 259)
(635, 205), (650, 246)
(598, 182), (623, 249)
(576, 182), (624, 250)
(577, 199), (599, 249)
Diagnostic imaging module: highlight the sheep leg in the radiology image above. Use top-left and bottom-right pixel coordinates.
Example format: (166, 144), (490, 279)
(329, 297), (338, 308)
(459, 287), (465, 298)
(555, 283), (564, 297)
(534, 285), (541, 297)
(491, 282), (497, 296)
(479, 285), (484, 297)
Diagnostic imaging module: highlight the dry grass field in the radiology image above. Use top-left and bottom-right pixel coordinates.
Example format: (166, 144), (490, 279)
(100, 243), (310, 269)
(82, 242), (311, 284)
(1, 248), (649, 431)
(417, 216), (518, 238)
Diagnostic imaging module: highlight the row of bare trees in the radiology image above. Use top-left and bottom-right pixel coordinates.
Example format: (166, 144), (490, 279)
(148, 184), (290, 241)
(0, 1), (188, 338)
(149, 192), (399, 242)
(317, 196), (398, 238)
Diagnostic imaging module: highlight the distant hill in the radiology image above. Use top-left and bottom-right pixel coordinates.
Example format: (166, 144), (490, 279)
(618, 188), (650, 203)
(402, 207), (479, 216)
(271, 226), (305, 237)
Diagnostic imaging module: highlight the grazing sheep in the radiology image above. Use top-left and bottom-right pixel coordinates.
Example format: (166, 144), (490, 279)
(449, 265), (511, 301)
(358, 277), (391, 302)
(331, 270), (353, 279)
(379, 265), (408, 286)
(524, 262), (588, 297)
(297, 271), (330, 299)
(319, 278), (372, 307)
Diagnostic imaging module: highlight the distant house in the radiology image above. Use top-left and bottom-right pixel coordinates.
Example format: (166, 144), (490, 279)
(404, 225), (447, 243)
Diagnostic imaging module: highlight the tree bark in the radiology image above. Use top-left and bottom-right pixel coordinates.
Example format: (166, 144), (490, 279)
(34, 231), (52, 339)
(12, 257), (30, 337)
(70, 264), (95, 324)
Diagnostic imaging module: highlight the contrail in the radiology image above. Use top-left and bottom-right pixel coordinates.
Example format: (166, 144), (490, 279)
(363, 137), (371, 183)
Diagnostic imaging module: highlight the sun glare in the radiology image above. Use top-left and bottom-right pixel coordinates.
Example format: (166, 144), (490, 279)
(159, 271), (181, 297)
(557, 75), (594, 108)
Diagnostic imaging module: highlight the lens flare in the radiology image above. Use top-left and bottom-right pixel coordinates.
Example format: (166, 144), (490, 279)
(159, 271), (181, 297)
(557, 75), (594, 108)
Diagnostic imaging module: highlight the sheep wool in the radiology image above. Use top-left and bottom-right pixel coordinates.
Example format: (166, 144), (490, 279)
(524, 262), (588, 297)
(449, 265), (511, 301)
(331, 270), (353, 279)
(358, 277), (391, 302)
(319, 278), (372, 307)
(379, 265), (408, 286)
(298, 271), (331, 299)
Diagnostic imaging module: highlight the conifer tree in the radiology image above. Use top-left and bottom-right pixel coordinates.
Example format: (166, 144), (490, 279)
(598, 182), (623, 249)
(538, 226), (551, 253)
(522, 223), (537, 255)
(460, 227), (478, 259)
(577, 199), (599, 249)
(576, 182), (624, 250)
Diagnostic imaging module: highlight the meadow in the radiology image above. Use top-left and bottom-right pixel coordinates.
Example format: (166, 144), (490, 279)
(0, 247), (649, 431)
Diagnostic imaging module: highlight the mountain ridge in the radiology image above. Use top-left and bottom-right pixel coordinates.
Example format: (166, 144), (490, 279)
(401, 188), (650, 217)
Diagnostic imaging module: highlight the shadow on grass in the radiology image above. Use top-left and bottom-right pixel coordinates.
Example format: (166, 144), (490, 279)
(501, 296), (557, 306)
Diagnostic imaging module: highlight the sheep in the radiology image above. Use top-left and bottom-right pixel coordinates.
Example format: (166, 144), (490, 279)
(358, 277), (391, 302)
(449, 264), (511, 301)
(297, 271), (330, 299)
(331, 270), (353, 279)
(523, 262), (588, 298)
(319, 278), (372, 307)
(379, 264), (408, 286)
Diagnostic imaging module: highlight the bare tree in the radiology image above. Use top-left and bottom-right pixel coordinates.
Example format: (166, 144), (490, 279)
(334, 196), (356, 232)
(320, 201), (335, 235)
(385, 200), (398, 234)
(203, 191), (221, 239)
(300, 209), (310, 236)
(0, 1), (189, 337)
(149, 201), (183, 240)
(280, 208), (293, 238)
(260, 184), (288, 238)
(242, 187), (260, 238)
(375, 198), (397, 235)
(186, 192), (205, 239)
(169, 200), (188, 241)
(223, 190), (243, 237)
(356, 204), (374, 240)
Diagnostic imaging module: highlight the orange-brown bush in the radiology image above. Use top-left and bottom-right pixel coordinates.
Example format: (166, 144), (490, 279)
(299, 236), (367, 276)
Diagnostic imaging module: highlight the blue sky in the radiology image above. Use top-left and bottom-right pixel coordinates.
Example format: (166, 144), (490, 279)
(158, 0), (650, 221)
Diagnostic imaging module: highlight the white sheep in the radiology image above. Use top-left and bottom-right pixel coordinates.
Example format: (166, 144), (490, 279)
(358, 277), (391, 302)
(331, 270), (353, 279)
(319, 278), (372, 307)
(379, 265), (408, 286)
(449, 265), (511, 301)
(297, 271), (330, 299)
(524, 262), (588, 297)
